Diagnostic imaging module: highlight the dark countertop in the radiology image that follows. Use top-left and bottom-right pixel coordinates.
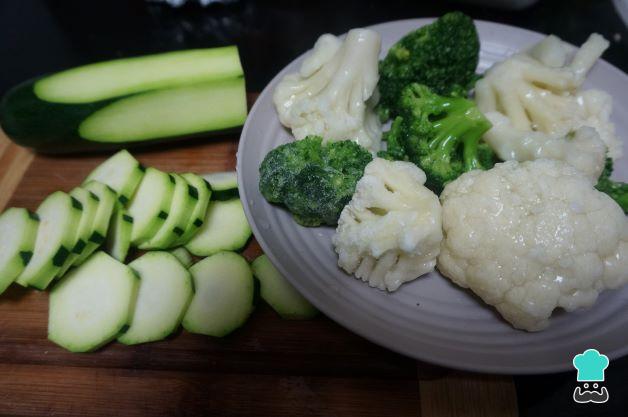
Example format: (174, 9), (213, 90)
(1, 1), (627, 416)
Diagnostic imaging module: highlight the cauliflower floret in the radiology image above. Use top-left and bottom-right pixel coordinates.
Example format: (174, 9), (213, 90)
(273, 29), (382, 153)
(475, 33), (622, 159)
(438, 159), (628, 331)
(332, 158), (442, 291)
(483, 112), (606, 181)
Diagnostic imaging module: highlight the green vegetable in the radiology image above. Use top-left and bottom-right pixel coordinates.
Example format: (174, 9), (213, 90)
(0, 47), (246, 153)
(259, 137), (372, 227)
(596, 158), (628, 213)
(379, 84), (494, 194)
(378, 12), (480, 120)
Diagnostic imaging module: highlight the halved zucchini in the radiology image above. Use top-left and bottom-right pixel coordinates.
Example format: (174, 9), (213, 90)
(0, 208), (39, 294)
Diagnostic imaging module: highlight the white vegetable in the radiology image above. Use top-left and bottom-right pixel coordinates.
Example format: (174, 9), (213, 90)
(438, 159), (628, 331)
(475, 33), (622, 159)
(273, 29), (382, 153)
(332, 158), (442, 291)
(483, 112), (606, 182)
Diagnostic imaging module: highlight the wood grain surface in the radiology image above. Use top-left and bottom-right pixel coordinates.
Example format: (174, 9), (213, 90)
(0, 96), (518, 417)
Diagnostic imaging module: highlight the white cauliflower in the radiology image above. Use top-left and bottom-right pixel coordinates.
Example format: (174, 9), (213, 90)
(483, 112), (606, 181)
(438, 159), (628, 331)
(475, 33), (622, 159)
(332, 158), (442, 291)
(273, 29), (382, 153)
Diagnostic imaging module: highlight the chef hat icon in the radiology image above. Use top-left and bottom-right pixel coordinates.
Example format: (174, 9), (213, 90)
(573, 349), (609, 382)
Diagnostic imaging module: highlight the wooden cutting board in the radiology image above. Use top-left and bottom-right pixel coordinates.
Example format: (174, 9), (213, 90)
(0, 95), (517, 417)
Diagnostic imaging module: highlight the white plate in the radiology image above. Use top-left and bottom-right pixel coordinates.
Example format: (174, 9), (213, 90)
(237, 19), (628, 374)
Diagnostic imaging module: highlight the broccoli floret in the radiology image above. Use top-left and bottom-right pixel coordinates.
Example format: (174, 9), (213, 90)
(596, 158), (628, 213)
(259, 136), (372, 227)
(378, 11), (480, 120)
(381, 84), (493, 194)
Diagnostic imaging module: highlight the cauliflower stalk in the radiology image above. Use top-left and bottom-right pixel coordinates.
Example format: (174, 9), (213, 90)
(273, 29), (382, 153)
(475, 33), (622, 160)
(438, 159), (628, 331)
(333, 158), (442, 291)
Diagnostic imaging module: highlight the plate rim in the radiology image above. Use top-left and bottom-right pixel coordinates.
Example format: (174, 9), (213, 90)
(237, 17), (628, 374)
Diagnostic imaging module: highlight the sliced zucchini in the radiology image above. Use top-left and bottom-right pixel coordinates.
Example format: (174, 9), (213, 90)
(0, 208), (39, 294)
(170, 173), (212, 247)
(74, 181), (117, 266)
(35, 46), (243, 104)
(202, 171), (238, 200)
(169, 247), (193, 268)
(139, 173), (197, 250)
(56, 187), (101, 278)
(126, 167), (175, 245)
(48, 252), (139, 352)
(105, 202), (133, 262)
(15, 192), (82, 290)
(251, 255), (318, 320)
(185, 199), (251, 257)
(118, 252), (193, 345)
(78, 78), (247, 143)
(182, 252), (254, 337)
(83, 150), (144, 204)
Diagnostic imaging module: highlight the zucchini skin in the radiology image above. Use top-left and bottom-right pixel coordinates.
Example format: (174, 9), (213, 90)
(0, 77), (243, 154)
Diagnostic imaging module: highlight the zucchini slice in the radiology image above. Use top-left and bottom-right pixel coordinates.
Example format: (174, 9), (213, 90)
(170, 173), (212, 247)
(0, 208), (39, 294)
(35, 47), (243, 104)
(118, 252), (193, 345)
(56, 187), (101, 278)
(84, 150), (144, 204)
(126, 168), (175, 245)
(78, 78), (246, 143)
(251, 255), (318, 320)
(139, 173), (197, 250)
(48, 252), (139, 352)
(105, 202), (133, 262)
(185, 199), (252, 257)
(15, 192), (82, 290)
(74, 181), (117, 266)
(202, 171), (238, 200)
(182, 252), (254, 337)
(169, 247), (193, 268)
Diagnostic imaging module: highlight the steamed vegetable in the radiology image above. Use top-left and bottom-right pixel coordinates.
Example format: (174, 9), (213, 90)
(0, 47), (247, 153)
(273, 29), (382, 153)
(438, 159), (628, 331)
(259, 136), (372, 226)
(333, 158), (442, 291)
(596, 158), (628, 213)
(475, 33), (621, 160)
(378, 12), (480, 120)
(379, 84), (494, 194)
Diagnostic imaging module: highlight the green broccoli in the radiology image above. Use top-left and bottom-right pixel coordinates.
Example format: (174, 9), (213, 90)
(259, 136), (372, 227)
(596, 158), (628, 214)
(378, 11), (480, 120)
(379, 84), (493, 194)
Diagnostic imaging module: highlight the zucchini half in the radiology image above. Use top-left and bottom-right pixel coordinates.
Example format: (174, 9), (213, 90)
(0, 47), (247, 153)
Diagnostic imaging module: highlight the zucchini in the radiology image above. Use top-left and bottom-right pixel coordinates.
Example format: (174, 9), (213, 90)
(139, 173), (197, 250)
(15, 192), (82, 290)
(118, 252), (193, 345)
(182, 252), (254, 337)
(126, 168), (175, 245)
(74, 181), (117, 266)
(251, 255), (318, 320)
(185, 199), (252, 257)
(170, 173), (212, 247)
(0, 208), (39, 294)
(84, 150), (144, 204)
(105, 202), (133, 262)
(48, 252), (139, 352)
(202, 171), (238, 200)
(169, 247), (193, 268)
(0, 47), (246, 153)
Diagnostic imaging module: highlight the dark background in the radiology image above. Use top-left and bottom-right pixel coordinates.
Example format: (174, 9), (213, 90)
(1, 0), (627, 416)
